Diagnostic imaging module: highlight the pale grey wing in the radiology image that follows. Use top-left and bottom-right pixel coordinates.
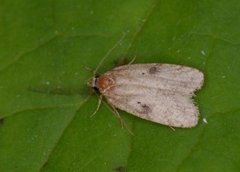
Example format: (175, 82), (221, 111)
(108, 63), (204, 95)
(105, 85), (199, 128)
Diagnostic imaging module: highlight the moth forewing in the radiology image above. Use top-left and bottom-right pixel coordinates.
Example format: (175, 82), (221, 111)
(90, 63), (204, 128)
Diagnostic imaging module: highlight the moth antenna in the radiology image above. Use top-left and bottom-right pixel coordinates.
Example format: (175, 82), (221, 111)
(90, 94), (103, 117)
(94, 32), (126, 75)
(90, 92), (133, 135)
(107, 102), (134, 135)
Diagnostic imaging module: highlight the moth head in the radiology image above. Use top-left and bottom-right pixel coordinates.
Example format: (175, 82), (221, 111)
(87, 75), (100, 92)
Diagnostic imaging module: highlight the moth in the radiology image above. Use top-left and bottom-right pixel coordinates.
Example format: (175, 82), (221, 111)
(88, 63), (204, 128)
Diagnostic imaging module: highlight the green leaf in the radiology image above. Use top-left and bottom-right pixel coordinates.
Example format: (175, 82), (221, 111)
(0, 0), (240, 172)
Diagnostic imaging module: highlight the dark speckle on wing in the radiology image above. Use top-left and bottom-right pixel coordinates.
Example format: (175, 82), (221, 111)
(149, 66), (157, 74)
(136, 102), (152, 114)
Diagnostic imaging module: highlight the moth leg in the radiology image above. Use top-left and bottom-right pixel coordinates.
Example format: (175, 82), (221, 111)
(114, 55), (136, 67)
(109, 104), (124, 127)
(84, 66), (93, 72)
(127, 55), (136, 65)
(108, 103), (133, 135)
(169, 126), (176, 131)
(90, 95), (103, 117)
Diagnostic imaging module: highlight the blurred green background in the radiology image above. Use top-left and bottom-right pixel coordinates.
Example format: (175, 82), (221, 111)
(0, 0), (240, 171)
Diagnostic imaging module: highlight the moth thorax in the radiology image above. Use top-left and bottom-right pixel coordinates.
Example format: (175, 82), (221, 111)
(97, 75), (115, 92)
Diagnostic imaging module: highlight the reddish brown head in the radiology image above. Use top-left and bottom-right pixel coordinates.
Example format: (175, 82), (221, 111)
(88, 74), (115, 93)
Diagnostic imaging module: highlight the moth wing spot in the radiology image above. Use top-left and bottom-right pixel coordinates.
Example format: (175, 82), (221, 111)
(137, 103), (152, 114)
(149, 66), (158, 74)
